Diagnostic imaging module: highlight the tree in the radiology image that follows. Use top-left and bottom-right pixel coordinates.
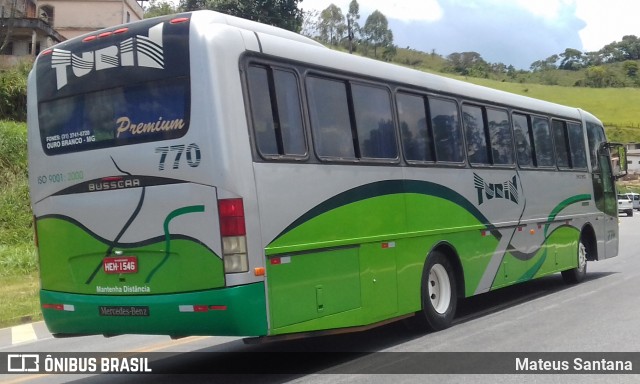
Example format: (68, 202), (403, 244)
(447, 52), (488, 76)
(318, 4), (346, 46)
(145, 0), (178, 18)
(619, 35), (640, 60)
(362, 10), (395, 60)
(300, 9), (320, 39)
(559, 48), (584, 70)
(583, 66), (617, 88)
(623, 60), (639, 78)
(530, 54), (558, 72)
(346, 0), (360, 53)
(208, 0), (304, 32)
(179, 0), (209, 12)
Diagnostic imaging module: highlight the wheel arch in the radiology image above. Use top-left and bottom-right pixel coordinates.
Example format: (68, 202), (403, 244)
(428, 241), (465, 299)
(580, 223), (598, 261)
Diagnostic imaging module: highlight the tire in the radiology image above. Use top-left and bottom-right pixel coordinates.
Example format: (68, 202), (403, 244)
(407, 251), (458, 332)
(562, 238), (587, 284)
(628, 210), (634, 217)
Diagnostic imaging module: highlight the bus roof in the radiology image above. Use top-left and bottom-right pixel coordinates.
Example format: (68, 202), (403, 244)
(203, 11), (325, 49)
(215, 11), (598, 124)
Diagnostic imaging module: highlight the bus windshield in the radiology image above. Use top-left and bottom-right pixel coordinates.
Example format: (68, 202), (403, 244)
(39, 77), (189, 155)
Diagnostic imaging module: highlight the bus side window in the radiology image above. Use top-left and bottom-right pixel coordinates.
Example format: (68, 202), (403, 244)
(462, 105), (489, 165)
(487, 108), (514, 165)
(531, 116), (555, 167)
(273, 70), (306, 155)
(553, 120), (571, 169)
(397, 92), (435, 162)
(247, 66), (278, 155)
(247, 65), (306, 157)
(587, 122), (605, 171)
(306, 76), (356, 159)
(512, 113), (533, 167)
(430, 98), (464, 163)
(568, 122), (588, 169)
(352, 83), (397, 159)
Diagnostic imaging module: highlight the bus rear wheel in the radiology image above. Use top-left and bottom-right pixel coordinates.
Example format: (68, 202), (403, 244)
(562, 238), (587, 284)
(409, 251), (457, 332)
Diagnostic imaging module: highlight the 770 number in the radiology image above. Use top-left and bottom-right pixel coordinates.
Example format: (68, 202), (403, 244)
(155, 144), (201, 171)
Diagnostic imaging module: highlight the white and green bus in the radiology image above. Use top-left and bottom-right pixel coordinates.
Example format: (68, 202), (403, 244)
(28, 11), (626, 339)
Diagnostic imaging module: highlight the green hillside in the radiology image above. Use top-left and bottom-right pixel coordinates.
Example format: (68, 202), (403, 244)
(389, 47), (640, 143)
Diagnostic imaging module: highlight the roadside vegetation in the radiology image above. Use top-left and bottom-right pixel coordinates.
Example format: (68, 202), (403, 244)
(0, 120), (40, 328)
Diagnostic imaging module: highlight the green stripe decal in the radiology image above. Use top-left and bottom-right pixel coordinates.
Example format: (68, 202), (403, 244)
(520, 194), (591, 281)
(146, 205), (205, 283)
(545, 194), (591, 236)
(272, 179), (495, 245)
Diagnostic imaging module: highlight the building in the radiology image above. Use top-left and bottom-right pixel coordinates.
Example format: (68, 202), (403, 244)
(0, 0), (64, 65)
(37, 0), (144, 40)
(0, 0), (145, 66)
(626, 143), (640, 175)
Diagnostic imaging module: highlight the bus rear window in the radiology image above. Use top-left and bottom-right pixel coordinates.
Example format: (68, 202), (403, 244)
(39, 77), (189, 155)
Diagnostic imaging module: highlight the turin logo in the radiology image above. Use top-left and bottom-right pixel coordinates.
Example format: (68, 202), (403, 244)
(474, 173), (519, 206)
(51, 23), (165, 90)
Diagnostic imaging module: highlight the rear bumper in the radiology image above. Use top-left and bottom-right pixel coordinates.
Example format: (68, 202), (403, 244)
(40, 282), (268, 337)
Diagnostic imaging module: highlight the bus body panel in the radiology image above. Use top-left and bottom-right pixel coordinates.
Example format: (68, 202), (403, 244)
(29, 13), (268, 336)
(35, 183), (223, 295)
(40, 282), (267, 336)
(255, 161), (598, 334)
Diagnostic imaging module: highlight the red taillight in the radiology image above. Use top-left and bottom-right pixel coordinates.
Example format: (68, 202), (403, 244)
(42, 303), (75, 311)
(170, 17), (189, 24)
(218, 198), (246, 236)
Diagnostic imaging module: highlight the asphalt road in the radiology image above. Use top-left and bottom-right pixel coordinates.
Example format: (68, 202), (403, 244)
(2, 212), (640, 383)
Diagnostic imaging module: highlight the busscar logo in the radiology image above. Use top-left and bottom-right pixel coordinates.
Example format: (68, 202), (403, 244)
(88, 177), (141, 192)
(51, 22), (165, 90)
(474, 173), (519, 205)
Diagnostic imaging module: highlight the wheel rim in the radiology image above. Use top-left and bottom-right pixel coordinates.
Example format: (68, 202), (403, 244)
(428, 264), (452, 314)
(577, 241), (587, 273)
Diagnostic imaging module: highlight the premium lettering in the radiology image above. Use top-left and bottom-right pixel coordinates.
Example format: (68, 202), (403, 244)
(116, 116), (185, 138)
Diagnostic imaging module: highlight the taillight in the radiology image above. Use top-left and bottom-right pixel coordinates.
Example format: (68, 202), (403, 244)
(42, 303), (75, 311)
(218, 199), (249, 273)
(218, 199), (246, 236)
(170, 17), (189, 24)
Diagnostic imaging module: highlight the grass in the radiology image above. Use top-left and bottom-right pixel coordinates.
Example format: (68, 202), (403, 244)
(0, 120), (39, 328)
(460, 78), (640, 127)
(0, 272), (41, 329)
(0, 230), (39, 330)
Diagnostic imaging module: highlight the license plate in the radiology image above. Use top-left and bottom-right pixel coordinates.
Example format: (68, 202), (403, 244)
(103, 256), (138, 274)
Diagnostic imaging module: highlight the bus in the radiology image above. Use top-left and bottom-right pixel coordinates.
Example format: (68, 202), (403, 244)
(28, 11), (626, 340)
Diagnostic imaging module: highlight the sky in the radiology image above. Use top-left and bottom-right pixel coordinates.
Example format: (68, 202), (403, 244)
(298, 0), (640, 69)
